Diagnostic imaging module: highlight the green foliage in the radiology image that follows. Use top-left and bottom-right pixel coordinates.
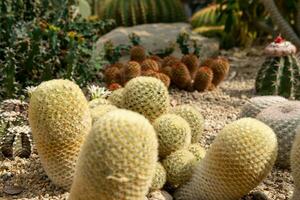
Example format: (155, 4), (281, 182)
(0, 0), (116, 99)
(176, 32), (201, 57)
(99, 0), (187, 27)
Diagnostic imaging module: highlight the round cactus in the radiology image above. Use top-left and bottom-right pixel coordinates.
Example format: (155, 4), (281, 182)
(150, 162), (167, 191)
(172, 62), (192, 90)
(89, 98), (111, 109)
(203, 56), (230, 87)
(108, 88), (125, 108)
(161, 66), (173, 79)
(157, 73), (171, 88)
(193, 66), (214, 92)
(28, 79), (92, 189)
(123, 61), (141, 83)
(169, 105), (204, 143)
(141, 59), (160, 72)
(291, 126), (300, 200)
(175, 118), (278, 200)
(162, 56), (180, 68)
(123, 77), (170, 122)
(108, 83), (122, 91)
(239, 95), (288, 118)
(188, 143), (206, 162)
(153, 114), (191, 158)
(130, 46), (146, 63)
(181, 54), (200, 77)
(255, 37), (300, 100)
(90, 104), (118, 123)
(256, 101), (300, 168)
(69, 109), (158, 200)
(162, 149), (197, 188)
(104, 66), (122, 85)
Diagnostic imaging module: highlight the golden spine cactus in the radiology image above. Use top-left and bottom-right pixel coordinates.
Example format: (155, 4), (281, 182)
(291, 127), (300, 200)
(123, 61), (142, 83)
(90, 104), (118, 123)
(130, 45), (147, 63)
(89, 98), (111, 109)
(28, 79), (92, 189)
(150, 162), (167, 191)
(169, 105), (204, 143)
(175, 118), (278, 200)
(188, 143), (206, 162)
(69, 110), (158, 200)
(181, 54), (200, 78)
(193, 66), (214, 92)
(107, 88), (125, 108)
(148, 55), (163, 69)
(256, 101), (300, 168)
(203, 57), (230, 87)
(153, 114), (191, 158)
(162, 149), (197, 188)
(172, 62), (192, 90)
(104, 66), (122, 85)
(123, 77), (170, 122)
(141, 59), (160, 72)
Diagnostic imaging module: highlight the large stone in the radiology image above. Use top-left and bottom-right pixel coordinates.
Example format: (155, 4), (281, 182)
(94, 23), (219, 62)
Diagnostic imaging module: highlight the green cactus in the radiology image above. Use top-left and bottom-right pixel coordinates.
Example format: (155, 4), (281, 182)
(100, 0), (187, 27)
(162, 149), (197, 188)
(150, 162), (167, 191)
(28, 79), (92, 190)
(255, 37), (300, 100)
(169, 105), (204, 143)
(175, 118), (278, 200)
(291, 126), (300, 200)
(256, 101), (300, 168)
(123, 77), (170, 122)
(188, 143), (206, 162)
(69, 109), (158, 200)
(153, 114), (191, 158)
(239, 96), (288, 118)
(108, 88), (125, 108)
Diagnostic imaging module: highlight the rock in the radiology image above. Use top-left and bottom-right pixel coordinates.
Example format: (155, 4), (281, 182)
(3, 185), (24, 195)
(147, 190), (173, 200)
(94, 23), (219, 62)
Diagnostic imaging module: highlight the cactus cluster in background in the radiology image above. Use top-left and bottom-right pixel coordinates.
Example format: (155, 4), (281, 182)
(99, 0), (187, 27)
(255, 36), (300, 100)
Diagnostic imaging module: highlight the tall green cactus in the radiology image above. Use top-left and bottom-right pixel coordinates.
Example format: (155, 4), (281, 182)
(100, 0), (187, 26)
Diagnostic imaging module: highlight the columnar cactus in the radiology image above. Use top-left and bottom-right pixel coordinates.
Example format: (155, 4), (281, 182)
(255, 36), (300, 100)
(69, 110), (158, 200)
(28, 79), (92, 189)
(123, 77), (170, 122)
(153, 114), (191, 158)
(256, 101), (300, 168)
(172, 63), (192, 90)
(169, 105), (204, 143)
(239, 95), (288, 118)
(181, 54), (200, 77)
(175, 118), (278, 200)
(291, 126), (300, 200)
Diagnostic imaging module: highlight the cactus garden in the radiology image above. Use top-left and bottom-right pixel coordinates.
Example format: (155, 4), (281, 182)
(1, 1), (300, 200)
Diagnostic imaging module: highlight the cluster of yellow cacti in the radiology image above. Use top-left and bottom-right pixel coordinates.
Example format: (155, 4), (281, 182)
(104, 45), (230, 92)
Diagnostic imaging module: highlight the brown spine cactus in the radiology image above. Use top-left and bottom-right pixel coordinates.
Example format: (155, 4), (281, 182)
(157, 73), (171, 88)
(172, 63), (192, 90)
(193, 66), (214, 92)
(203, 57), (230, 87)
(108, 83), (122, 91)
(181, 54), (200, 78)
(162, 56), (181, 68)
(161, 66), (173, 79)
(149, 55), (163, 69)
(141, 59), (160, 72)
(123, 61), (142, 83)
(130, 45), (146, 62)
(104, 66), (122, 85)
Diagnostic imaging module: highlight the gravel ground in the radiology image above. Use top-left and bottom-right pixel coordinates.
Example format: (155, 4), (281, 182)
(0, 47), (294, 199)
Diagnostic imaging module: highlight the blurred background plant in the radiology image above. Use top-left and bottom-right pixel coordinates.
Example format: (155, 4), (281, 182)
(0, 0), (115, 99)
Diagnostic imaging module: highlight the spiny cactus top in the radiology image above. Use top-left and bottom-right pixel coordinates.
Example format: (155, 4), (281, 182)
(175, 118), (278, 200)
(69, 109), (158, 200)
(255, 36), (300, 99)
(29, 79), (92, 190)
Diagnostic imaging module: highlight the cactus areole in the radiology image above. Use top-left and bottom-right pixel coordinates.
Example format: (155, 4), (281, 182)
(255, 36), (300, 99)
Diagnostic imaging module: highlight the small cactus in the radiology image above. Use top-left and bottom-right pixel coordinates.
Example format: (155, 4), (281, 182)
(108, 88), (125, 108)
(69, 110), (158, 200)
(181, 54), (200, 78)
(203, 57), (230, 87)
(90, 104), (118, 123)
(162, 56), (180, 68)
(104, 66), (122, 85)
(188, 143), (206, 162)
(130, 46), (147, 63)
(175, 118), (278, 200)
(193, 66), (214, 92)
(172, 63), (192, 90)
(157, 73), (171, 88)
(141, 59), (160, 72)
(153, 114), (191, 158)
(150, 162), (167, 191)
(123, 61), (142, 83)
(256, 101), (300, 168)
(88, 98), (111, 109)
